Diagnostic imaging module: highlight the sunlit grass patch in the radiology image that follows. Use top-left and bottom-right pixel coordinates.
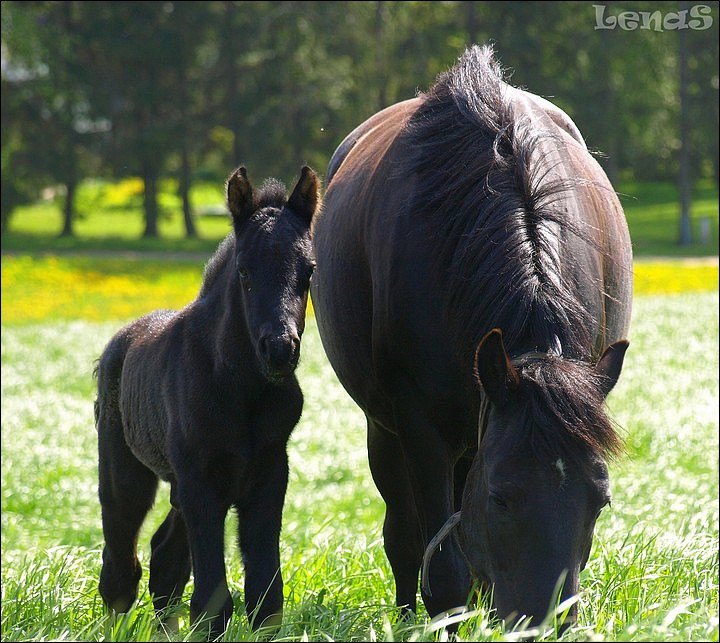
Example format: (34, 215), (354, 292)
(1, 257), (716, 638)
(1, 255), (205, 324)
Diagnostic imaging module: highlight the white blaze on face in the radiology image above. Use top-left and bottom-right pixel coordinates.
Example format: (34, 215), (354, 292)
(554, 457), (566, 483)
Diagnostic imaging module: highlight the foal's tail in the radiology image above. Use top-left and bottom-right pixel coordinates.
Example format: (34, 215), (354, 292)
(94, 328), (136, 432)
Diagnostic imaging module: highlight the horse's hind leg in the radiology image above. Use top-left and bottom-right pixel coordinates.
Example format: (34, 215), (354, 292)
(149, 506), (191, 623)
(97, 397), (158, 613)
(367, 419), (423, 615)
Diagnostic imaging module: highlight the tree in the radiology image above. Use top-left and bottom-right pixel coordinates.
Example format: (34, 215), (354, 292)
(75, 2), (203, 237)
(1, 1), (102, 236)
(678, 2), (693, 245)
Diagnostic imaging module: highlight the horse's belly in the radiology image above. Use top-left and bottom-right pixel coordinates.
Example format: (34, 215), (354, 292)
(122, 415), (173, 480)
(119, 354), (173, 480)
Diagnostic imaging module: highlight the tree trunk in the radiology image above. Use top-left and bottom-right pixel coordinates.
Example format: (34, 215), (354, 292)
(678, 2), (692, 246)
(142, 166), (159, 238)
(464, 1), (480, 45)
(180, 143), (197, 238)
(59, 137), (78, 237)
(59, 178), (76, 237)
(375, 1), (387, 111)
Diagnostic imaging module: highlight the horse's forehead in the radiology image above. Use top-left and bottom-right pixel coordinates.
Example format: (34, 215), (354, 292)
(483, 438), (573, 485)
(249, 209), (282, 235)
(240, 213), (310, 256)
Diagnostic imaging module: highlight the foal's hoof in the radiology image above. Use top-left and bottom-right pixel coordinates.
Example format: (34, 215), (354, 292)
(251, 609), (283, 638)
(158, 613), (181, 635)
(190, 592), (234, 639)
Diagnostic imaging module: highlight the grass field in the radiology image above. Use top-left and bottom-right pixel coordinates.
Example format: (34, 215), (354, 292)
(1, 251), (718, 641)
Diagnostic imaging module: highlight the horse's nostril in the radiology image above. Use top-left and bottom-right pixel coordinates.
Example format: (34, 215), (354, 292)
(259, 334), (299, 376)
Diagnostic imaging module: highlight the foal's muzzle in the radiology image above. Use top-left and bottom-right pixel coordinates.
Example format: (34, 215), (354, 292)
(258, 332), (300, 381)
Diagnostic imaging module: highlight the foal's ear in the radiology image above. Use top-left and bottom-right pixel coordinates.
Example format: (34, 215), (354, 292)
(226, 166), (255, 223)
(474, 329), (520, 408)
(287, 166), (321, 225)
(595, 339), (629, 398)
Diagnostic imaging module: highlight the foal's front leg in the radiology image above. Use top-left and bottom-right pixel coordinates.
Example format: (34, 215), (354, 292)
(237, 447), (288, 631)
(176, 468), (233, 637)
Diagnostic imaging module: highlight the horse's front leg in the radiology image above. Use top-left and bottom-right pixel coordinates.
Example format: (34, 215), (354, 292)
(236, 446), (288, 631)
(393, 405), (473, 618)
(175, 464), (233, 637)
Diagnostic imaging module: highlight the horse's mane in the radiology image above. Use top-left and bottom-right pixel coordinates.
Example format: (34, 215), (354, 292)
(199, 179), (288, 298)
(516, 356), (623, 462)
(407, 45), (621, 460)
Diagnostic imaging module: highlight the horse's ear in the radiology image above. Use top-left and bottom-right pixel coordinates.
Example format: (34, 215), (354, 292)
(287, 166), (321, 225)
(474, 329), (519, 408)
(595, 339), (629, 398)
(226, 166), (255, 224)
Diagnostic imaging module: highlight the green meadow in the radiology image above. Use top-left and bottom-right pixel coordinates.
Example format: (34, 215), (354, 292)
(1, 259), (718, 641)
(1, 179), (718, 257)
(1, 179), (718, 640)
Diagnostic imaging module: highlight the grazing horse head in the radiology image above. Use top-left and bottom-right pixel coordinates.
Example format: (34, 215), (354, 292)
(226, 166), (320, 382)
(455, 329), (628, 628)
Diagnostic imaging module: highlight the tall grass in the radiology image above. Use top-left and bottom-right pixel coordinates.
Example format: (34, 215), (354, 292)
(1, 266), (718, 640)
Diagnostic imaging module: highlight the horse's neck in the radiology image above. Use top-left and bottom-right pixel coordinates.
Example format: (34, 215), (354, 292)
(197, 283), (256, 377)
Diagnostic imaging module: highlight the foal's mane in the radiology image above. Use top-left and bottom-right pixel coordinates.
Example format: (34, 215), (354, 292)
(199, 179), (288, 298)
(407, 45), (621, 460)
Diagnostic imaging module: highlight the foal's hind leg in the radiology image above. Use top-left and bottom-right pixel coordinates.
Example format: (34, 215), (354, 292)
(97, 403), (158, 613)
(149, 506), (191, 624)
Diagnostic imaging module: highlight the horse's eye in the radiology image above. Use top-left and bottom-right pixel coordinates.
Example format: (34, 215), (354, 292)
(594, 498), (611, 520)
(238, 266), (249, 281)
(489, 492), (508, 510)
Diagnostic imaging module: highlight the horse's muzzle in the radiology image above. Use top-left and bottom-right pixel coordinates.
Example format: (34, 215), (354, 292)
(259, 333), (300, 381)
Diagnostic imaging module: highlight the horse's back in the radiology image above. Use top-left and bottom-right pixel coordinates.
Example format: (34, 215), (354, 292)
(313, 63), (632, 425)
(96, 310), (175, 401)
(326, 98), (421, 185)
(96, 309), (178, 478)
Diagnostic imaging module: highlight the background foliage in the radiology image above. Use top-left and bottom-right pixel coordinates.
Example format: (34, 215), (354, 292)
(2, 1), (719, 240)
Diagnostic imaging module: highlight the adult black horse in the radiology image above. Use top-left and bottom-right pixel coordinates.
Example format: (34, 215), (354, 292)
(311, 46), (632, 628)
